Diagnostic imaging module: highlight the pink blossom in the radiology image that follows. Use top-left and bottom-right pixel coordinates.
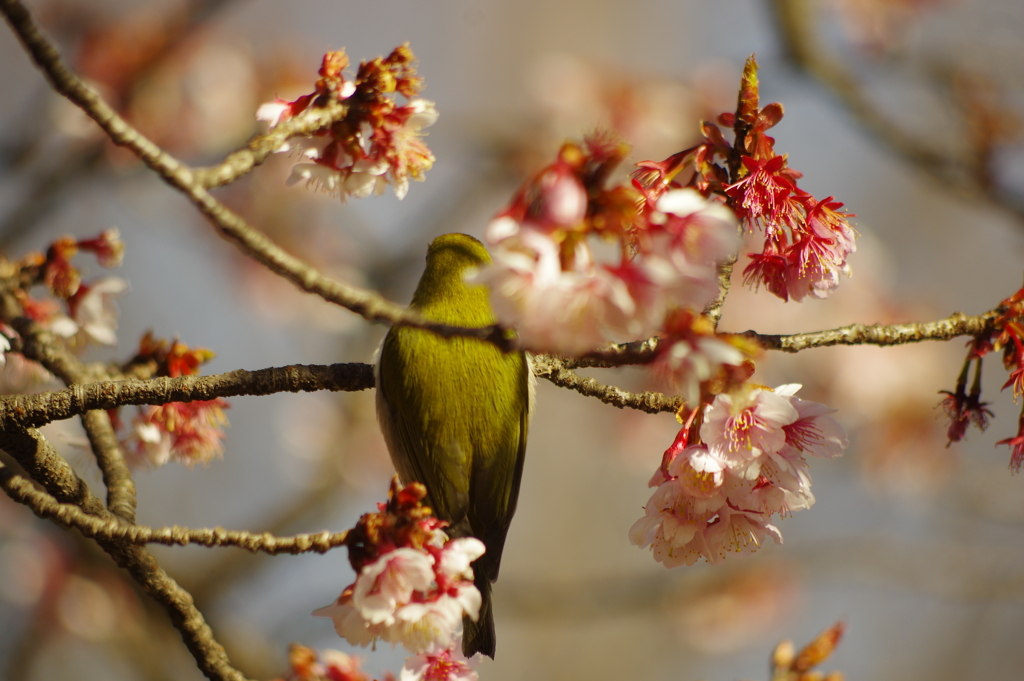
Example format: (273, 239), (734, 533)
(353, 549), (435, 625)
(436, 538), (485, 581)
(527, 159), (588, 229)
(126, 399), (230, 467)
(725, 156), (799, 231)
(633, 386), (847, 566)
(783, 207), (855, 301)
(629, 445), (729, 567)
(776, 384), (849, 459)
(700, 387), (799, 478)
(278, 645), (371, 681)
(313, 593), (386, 648)
(492, 154), (588, 233)
(470, 227), (639, 354)
(255, 100), (292, 129)
(67, 276), (128, 346)
(319, 649), (370, 681)
(997, 413), (1024, 473)
(0, 325), (12, 370)
(742, 244), (790, 300)
(400, 644), (479, 681)
(316, 535), (485, 654)
(652, 333), (746, 405)
(627, 189), (740, 316)
(388, 593), (472, 653)
(258, 48), (436, 201)
(701, 504), (783, 563)
(381, 99), (439, 200)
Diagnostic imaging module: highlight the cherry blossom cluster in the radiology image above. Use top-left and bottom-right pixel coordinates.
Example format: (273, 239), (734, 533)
(630, 384), (847, 566)
(257, 45), (437, 201)
(470, 134), (748, 365)
(940, 286), (1024, 470)
(314, 479), (482, 680)
(118, 333), (230, 468)
(690, 56), (857, 302)
(9, 228), (127, 353)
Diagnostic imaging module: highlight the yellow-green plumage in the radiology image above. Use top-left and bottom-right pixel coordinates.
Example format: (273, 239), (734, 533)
(375, 233), (532, 658)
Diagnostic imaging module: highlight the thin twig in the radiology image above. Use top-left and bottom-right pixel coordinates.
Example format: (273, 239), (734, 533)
(555, 308), (997, 370)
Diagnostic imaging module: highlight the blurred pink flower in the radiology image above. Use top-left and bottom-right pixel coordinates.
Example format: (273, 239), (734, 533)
(67, 276), (129, 346)
(400, 643), (479, 681)
(127, 399), (230, 467)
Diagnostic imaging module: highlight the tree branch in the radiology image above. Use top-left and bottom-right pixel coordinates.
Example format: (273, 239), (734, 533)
(0, 426), (106, 515)
(746, 309), (996, 353)
(0, 464), (348, 555)
(190, 108), (350, 189)
(0, 423), (254, 681)
(15, 319), (137, 522)
(531, 355), (683, 414)
(0, 361), (375, 430)
(555, 308), (997, 371)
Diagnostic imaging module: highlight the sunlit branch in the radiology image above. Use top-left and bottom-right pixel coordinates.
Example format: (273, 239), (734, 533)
(191, 106), (349, 188)
(0, 464), (348, 554)
(0, 426), (252, 681)
(747, 309), (996, 353)
(558, 309), (997, 371)
(15, 319), (137, 522)
(0, 426), (106, 516)
(531, 355), (683, 415)
(0, 360), (376, 430)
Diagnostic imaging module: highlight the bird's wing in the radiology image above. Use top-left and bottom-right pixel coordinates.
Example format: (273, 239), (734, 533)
(468, 351), (532, 582)
(376, 327), (471, 525)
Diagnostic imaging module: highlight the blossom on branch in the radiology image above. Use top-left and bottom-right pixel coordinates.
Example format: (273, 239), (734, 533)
(257, 45), (436, 201)
(400, 645), (478, 681)
(116, 334), (229, 468)
(315, 479), (485, 658)
(944, 286), (1024, 469)
(650, 310), (757, 405)
(127, 399), (230, 467)
(66, 276), (128, 346)
(631, 385), (847, 566)
(471, 138), (739, 355)
(684, 56), (859, 302)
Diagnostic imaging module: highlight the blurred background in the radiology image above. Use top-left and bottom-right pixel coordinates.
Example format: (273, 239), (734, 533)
(1, 0), (1024, 679)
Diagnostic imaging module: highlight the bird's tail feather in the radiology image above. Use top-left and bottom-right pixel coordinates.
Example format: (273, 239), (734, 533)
(462, 572), (495, 658)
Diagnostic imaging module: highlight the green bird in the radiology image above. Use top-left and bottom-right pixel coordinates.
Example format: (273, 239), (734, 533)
(375, 233), (533, 658)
